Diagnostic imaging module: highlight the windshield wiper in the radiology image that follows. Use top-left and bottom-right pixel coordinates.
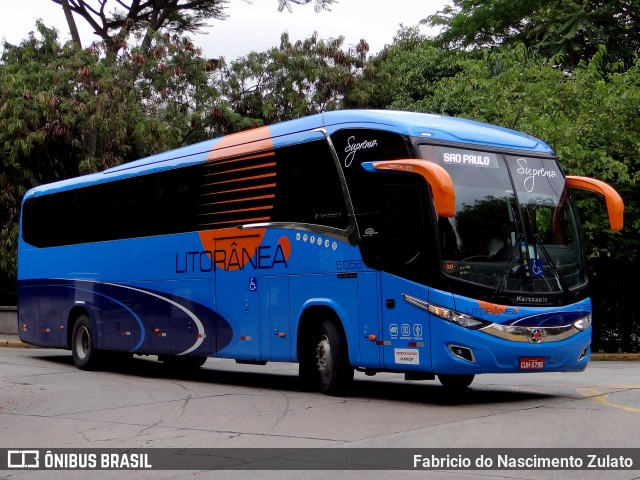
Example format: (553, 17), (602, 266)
(532, 234), (571, 296)
(521, 206), (571, 297)
(494, 233), (530, 296)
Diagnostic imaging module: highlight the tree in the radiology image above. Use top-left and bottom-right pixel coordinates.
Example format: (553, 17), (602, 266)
(361, 26), (471, 110)
(425, 0), (640, 68)
(51, 0), (338, 56)
(60, 0), (83, 46)
(277, 0), (337, 12)
(220, 32), (368, 124)
(0, 23), (237, 302)
(50, 0), (228, 56)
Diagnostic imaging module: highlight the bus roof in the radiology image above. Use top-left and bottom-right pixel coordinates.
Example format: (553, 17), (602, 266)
(24, 110), (553, 197)
(322, 110), (550, 152)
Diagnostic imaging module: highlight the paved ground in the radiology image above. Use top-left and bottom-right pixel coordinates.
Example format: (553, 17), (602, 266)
(1, 345), (639, 480)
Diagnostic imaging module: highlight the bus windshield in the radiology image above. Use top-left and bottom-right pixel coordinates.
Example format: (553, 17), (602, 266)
(419, 145), (586, 295)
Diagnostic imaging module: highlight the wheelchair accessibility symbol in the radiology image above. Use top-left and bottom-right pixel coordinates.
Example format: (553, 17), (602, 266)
(529, 259), (544, 277)
(413, 324), (423, 338)
(249, 277), (258, 291)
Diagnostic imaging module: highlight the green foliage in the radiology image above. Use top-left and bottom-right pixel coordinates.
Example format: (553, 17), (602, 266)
(426, 0), (640, 68)
(368, 27), (472, 111)
(220, 32), (369, 123)
(0, 24), (231, 300)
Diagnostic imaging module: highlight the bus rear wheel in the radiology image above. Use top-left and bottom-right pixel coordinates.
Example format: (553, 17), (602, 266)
(71, 314), (101, 370)
(314, 320), (353, 396)
(437, 374), (474, 389)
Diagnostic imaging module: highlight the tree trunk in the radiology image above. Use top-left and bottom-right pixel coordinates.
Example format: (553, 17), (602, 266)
(60, 0), (82, 48)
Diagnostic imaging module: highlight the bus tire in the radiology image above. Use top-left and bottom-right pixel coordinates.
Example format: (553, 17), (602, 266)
(315, 319), (353, 396)
(71, 314), (101, 371)
(437, 374), (474, 389)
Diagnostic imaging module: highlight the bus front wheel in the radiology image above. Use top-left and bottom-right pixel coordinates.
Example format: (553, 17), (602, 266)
(71, 315), (101, 370)
(437, 374), (474, 389)
(314, 320), (354, 396)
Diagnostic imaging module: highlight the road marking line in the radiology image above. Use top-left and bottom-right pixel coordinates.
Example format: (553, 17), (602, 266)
(576, 387), (640, 414)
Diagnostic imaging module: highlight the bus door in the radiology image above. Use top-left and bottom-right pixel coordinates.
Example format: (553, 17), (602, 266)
(381, 273), (432, 371)
(357, 272), (382, 368)
(376, 183), (434, 372)
(213, 232), (262, 360)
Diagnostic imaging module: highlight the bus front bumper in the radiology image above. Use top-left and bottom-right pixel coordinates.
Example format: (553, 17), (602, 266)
(429, 319), (591, 375)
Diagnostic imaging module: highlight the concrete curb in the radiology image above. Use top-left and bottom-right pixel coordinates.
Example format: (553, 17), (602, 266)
(0, 338), (37, 349)
(0, 335), (36, 348)
(590, 353), (640, 361)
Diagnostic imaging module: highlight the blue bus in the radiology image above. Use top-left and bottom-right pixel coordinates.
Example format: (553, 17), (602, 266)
(17, 110), (623, 395)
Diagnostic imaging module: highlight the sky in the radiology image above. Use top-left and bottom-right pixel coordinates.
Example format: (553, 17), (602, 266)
(0, 0), (447, 60)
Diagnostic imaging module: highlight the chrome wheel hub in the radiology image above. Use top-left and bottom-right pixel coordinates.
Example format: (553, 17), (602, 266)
(316, 335), (332, 378)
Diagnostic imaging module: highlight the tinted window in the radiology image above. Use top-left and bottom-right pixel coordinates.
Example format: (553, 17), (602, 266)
(113, 174), (159, 239)
(158, 166), (200, 234)
(22, 197), (47, 247)
(330, 129), (412, 217)
(21, 137), (350, 248)
(74, 182), (114, 243)
(44, 191), (75, 247)
(376, 182), (433, 283)
(271, 140), (349, 230)
(329, 129), (435, 281)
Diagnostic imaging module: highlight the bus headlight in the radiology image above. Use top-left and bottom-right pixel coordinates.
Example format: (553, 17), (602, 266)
(434, 308), (488, 329)
(402, 294), (489, 330)
(573, 314), (592, 331)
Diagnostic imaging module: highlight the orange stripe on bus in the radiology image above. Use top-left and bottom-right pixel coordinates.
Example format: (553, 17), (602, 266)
(204, 162), (276, 177)
(201, 194), (275, 206)
(200, 184), (276, 197)
(204, 172), (276, 186)
(207, 126), (273, 162)
(200, 205), (273, 216)
(208, 151), (275, 167)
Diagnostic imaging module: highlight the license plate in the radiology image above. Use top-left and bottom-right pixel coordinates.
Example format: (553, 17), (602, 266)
(519, 357), (545, 370)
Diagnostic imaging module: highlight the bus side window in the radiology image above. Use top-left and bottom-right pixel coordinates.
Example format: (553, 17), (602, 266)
(44, 191), (75, 247)
(112, 174), (159, 239)
(355, 177), (434, 284)
(22, 197), (47, 247)
(271, 139), (349, 230)
(380, 182), (432, 283)
(157, 165), (200, 235)
(74, 183), (114, 244)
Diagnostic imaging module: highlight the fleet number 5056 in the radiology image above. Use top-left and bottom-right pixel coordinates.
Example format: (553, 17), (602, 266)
(336, 260), (363, 270)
